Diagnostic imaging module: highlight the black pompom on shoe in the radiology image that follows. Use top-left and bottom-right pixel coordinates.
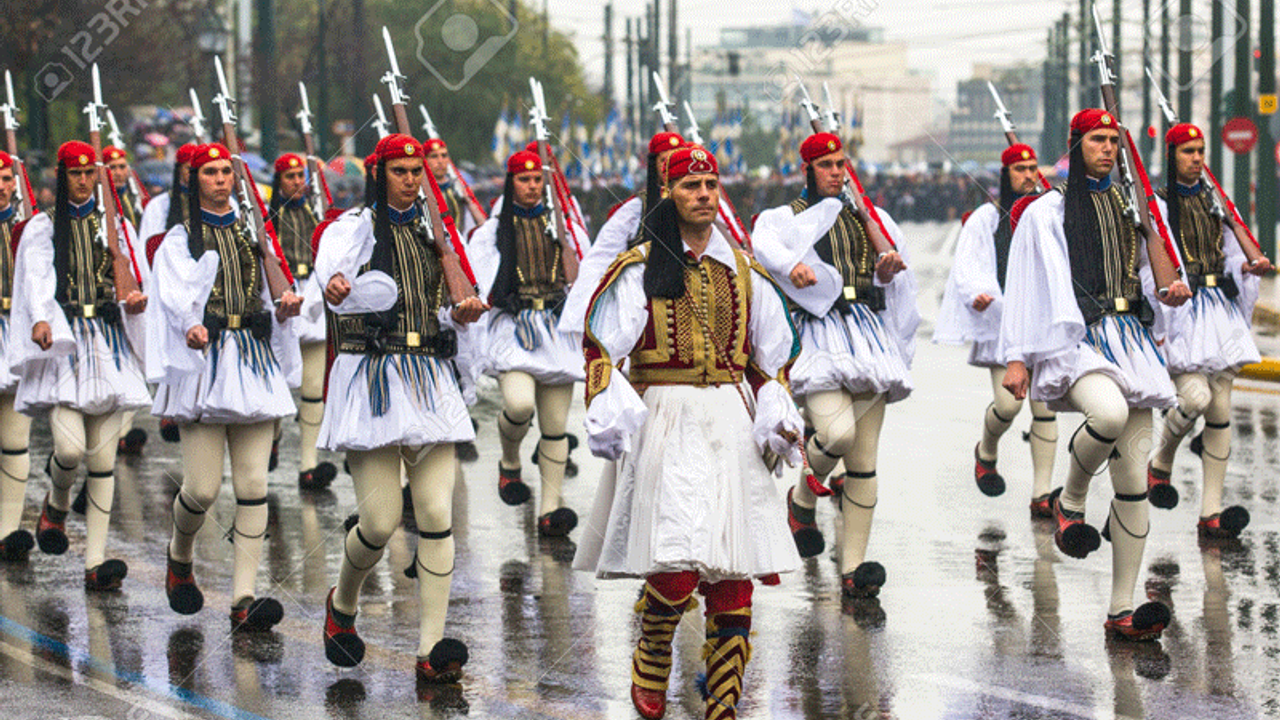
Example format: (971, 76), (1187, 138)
(160, 419), (181, 443)
(418, 638), (469, 684)
(299, 461), (338, 491)
(0, 530), (34, 562)
(841, 561), (886, 598)
(117, 428), (148, 456)
(537, 508), (578, 537)
(231, 597), (284, 632)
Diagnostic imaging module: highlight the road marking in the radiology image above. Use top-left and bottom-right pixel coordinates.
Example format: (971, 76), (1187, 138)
(0, 614), (271, 720)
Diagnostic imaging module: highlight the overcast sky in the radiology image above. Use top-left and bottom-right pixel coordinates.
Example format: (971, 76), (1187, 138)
(542, 0), (1115, 103)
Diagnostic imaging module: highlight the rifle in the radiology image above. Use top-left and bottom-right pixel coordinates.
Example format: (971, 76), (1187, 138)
(1145, 66), (1264, 257)
(296, 81), (331, 222)
(213, 56), (295, 302)
(84, 64), (142, 302)
(419, 103), (487, 226)
(379, 26), (477, 304)
(1089, 4), (1185, 285)
(986, 81), (1052, 190)
(796, 78), (896, 253)
(529, 77), (580, 283)
(188, 88), (209, 142)
(106, 108), (150, 209)
(651, 71), (754, 252)
(2, 70), (35, 220)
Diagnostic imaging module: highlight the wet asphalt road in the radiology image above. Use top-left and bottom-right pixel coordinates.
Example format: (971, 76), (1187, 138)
(1, 221), (1278, 720)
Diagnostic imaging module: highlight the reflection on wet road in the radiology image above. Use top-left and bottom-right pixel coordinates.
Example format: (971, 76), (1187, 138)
(0, 222), (1277, 719)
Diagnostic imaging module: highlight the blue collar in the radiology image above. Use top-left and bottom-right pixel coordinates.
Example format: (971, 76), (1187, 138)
(1175, 181), (1203, 197)
(201, 208), (237, 228)
(0, 205), (12, 223)
(1086, 175), (1112, 193)
(385, 204), (419, 225)
(438, 178), (452, 191)
(284, 196), (307, 210)
(176, 184), (188, 195)
(512, 202), (545, 219)
(66, 197), (96, 219)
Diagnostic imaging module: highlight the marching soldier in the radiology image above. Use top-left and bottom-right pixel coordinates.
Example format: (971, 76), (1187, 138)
(935, 144), (1057, 514)
(576, 145), (802, 720)
(151, 142), (302, 631)
(469, 149), (588, 537)
(317, 133), (486, 682)
(103, 145), (145, 230)
(424, 138), (480, 237)
(138, 143), (197, 257)
(0, 150), (33, 561)
(10, 141), (150, 589)
(1148, 122), (1271, 538)
(1000, 109), (1190, 640)
(269, 152), (335, 490)
(752, 132), (919, 601)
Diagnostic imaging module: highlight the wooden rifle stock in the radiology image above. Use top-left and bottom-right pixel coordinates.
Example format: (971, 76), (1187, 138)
(88, 127), (140, 300)
(536, 140), (578, 284)
(220, 121), (293, 301)
(388, 101), (476, 304)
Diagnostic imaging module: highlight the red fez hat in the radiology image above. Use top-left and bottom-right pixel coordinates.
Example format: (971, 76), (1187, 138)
(1001, 144), (1037, 167)
(800, 133), (842, 163)
(374, 133), (424, 162)
(190, 143), (232, 169)
(1164, 122), (1203, 146)
(58, 141), (96, 168)
(175, 143), (197, 165)
(524, 141), (541, 154)
(665, 145), (718, 182)
(1070, 108), (1116, 135)
(0, 150), (11, 170)
(648, 132), (684, 156)
(424, 138), (447, 153)
(507, 150), (541, 176)
(274, 153), (304, 173)
(363, 153), (377, 171)
(103, 146), (127, 162)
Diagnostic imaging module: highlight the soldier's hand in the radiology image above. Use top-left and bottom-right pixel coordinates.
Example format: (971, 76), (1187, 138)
(186, 325), (209, 350)
(276, 291), (303, 322)
(789, 263), (816, 289)
(874, 251), (906, 284)
(32, 321), (52, 351)
(1002, 361), (1029, 401)
(325, 274), (351, 305)
(972, 293), (994, 312)
(1245, 257), (1274, 276)
(1158, 280), (1192, 307)
(450, 296), (489, 325)
(123, 291), (147, 315)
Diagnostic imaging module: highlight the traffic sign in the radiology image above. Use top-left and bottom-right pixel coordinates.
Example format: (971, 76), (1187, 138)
(1262, 94), (1278, 115)
(1223, 117), (1259, 154)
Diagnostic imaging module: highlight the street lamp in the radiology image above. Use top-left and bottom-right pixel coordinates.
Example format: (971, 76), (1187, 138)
(197, 5), (230, 107)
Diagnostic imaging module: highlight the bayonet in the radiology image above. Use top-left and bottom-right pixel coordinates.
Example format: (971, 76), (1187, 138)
(650, 72), (677, 129)
(419, 104), (439, 139)
(681, 100), (703, 145)
(188, 88), (208, 142)
(372, 94), (390, 139)
(2, 69), (32, 219)
(821, 82), (840, 134)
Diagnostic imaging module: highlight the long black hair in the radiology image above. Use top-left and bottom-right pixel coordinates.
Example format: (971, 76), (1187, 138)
(185, 167), (205, 259)
(640, 196), (686, 300)
(52, 163), (71, 303)
(163, 162), (185, 231)
(268, 169), (285, 216)
(804, 164), (822, 201)
(1062, 131), (1106, 292)
(644, 151), (663, 210)
(1163, 142), (1182, 247)
(364, 155), (399, 333)
(363, 162), (376, 208)
(487, 171), (521, 310)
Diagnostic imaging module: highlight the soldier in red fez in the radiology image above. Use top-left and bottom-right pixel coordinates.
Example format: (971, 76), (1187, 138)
(1147, 122), (1272, 538)
(751, 131), (917, 603)
(151, 142), (302, 634)
(1000, 108), (1191, 641)
(102, 145), (146, 230)
(469, 148), (589, 537)
(7, 141), (149, 589)
(935, 143), (1058, 514)
(268, 152), (335, 490)
(316, 132), (486, 683)
(576, 144), (802, 720)
(422, 137), (480, 236)
(138, 143), (198, 256)
(0, 149), (33, 561)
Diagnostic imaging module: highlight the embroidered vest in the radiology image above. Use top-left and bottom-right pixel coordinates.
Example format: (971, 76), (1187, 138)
(276, 203), (318, 278)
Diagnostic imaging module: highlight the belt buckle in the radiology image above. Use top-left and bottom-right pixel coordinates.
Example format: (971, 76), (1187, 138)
(227, 314), (242, 330)
(297, 263), (309, 277)
(843, 286), (857, 302)
(531, 298), (545, 311)
(82, 304), (96, 319)
(405, 331), (421, 348)
(1113, 297), (1129, 313)
(1, 297), (10, 310)
(1204, 274), (1218, 288)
